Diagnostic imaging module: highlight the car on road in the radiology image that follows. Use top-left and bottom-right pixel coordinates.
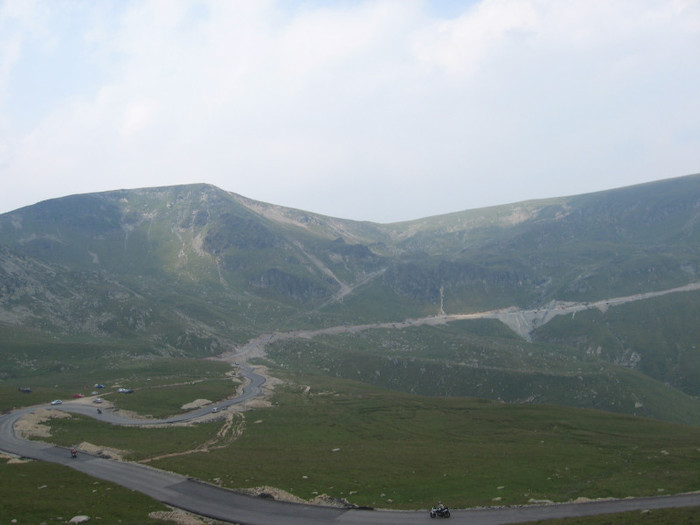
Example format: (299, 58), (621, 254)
(211, 407), (219, 413)
(50, 399), (62, 405)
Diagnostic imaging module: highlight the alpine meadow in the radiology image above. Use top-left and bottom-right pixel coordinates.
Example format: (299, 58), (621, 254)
(3, 174), (700, 519)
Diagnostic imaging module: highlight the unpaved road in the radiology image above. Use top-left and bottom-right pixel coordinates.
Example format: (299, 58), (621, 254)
(222, 281), (700, 361)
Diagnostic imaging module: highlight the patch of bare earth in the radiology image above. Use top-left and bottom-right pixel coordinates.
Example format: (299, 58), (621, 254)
(14, 408), (71, 439)
(310, 493), (356, 508)
(181, 399), (212, 410)
(140, 412), (245, 464)
(237, 486), (307, 504)
(238, 486), (356, 508)
(149, 508), (234, 525)
(77, 441), (128, 461)
(1, 451), (30, 464)
(13, 408), (129, 459)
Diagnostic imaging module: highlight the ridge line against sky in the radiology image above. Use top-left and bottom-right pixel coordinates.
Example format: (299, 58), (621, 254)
(1, 0), (699, 223)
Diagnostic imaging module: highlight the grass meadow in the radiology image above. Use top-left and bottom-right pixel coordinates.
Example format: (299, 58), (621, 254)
(106, 377), (239, 418)
(152, 372), (700, 510)
(40, 414), (226, 461)
(31, 369), (700, 511)
(0, 459), (171, 524)
(1, 349), (233, 414)
(522, 507), (700, 524)
(3, 364), (700, 525)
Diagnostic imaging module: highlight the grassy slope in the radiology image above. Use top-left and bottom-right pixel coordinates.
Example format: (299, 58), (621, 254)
(0, 460), (170, 524)
(0, 328), (233, 413)
(12, 364), (700, 513)
(45, 415), (228, 460)
(524, 507), (700, 525)
(4, 179), (700, 519)
(262, 319), (700, 426)
(4, 179), (700, 411)
(142, 373), (700, 510)
(535, 291), (700, 397)
(2, 461), (699, 525)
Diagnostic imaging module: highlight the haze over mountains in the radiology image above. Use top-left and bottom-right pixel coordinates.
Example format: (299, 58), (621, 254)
(2, 174), (700, 424)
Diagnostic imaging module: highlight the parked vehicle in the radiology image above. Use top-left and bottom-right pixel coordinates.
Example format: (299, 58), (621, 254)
(50, 399), (62, 405)
(72, 393), (84, 398)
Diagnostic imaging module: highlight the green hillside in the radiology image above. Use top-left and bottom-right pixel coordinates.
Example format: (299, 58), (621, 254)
(31, 371), (700, 510)
(2, 174), (700, 422)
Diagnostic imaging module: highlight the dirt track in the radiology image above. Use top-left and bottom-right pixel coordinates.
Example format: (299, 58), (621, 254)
(221, 281), (700, 361)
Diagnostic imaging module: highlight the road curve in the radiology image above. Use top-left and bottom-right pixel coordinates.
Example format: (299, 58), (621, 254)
(2, 368), (700, 524)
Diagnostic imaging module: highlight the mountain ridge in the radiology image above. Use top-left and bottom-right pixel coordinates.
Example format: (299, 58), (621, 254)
(2, 173), (700, 423)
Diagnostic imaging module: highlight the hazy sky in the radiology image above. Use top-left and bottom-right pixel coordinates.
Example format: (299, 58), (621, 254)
(1, 0), (698, 223)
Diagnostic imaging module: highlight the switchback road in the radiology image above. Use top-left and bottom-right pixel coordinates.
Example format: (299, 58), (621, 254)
(2, 364), (700, 524)
(3, 402), (700, 524)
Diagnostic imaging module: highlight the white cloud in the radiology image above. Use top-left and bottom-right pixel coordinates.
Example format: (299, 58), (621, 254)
(414, 0), (538, 78)
(0, 0), (698, 221)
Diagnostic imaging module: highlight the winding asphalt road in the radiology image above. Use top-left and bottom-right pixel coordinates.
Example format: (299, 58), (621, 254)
(2, 366), (700, 524)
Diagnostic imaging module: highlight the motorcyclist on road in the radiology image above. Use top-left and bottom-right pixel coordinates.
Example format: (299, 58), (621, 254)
(71, 448), (77, 458)
(430, 501), (450, 519)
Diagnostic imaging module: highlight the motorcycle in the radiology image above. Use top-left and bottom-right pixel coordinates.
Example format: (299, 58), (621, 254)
(430, 506), (450, 518)
(71, 449), (77, 459)
(97, 408), (102, 414)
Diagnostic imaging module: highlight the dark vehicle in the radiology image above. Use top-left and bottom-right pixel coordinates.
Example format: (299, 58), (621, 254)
(97, 408), (102, 414)
(430, 505), (450, 518)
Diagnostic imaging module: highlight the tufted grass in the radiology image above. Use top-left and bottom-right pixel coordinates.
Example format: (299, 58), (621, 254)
(150, 373), (700, 510)
(0, 459), (170, 524)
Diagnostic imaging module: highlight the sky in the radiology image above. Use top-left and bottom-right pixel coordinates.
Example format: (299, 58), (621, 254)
(0, 0), (698, 223)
